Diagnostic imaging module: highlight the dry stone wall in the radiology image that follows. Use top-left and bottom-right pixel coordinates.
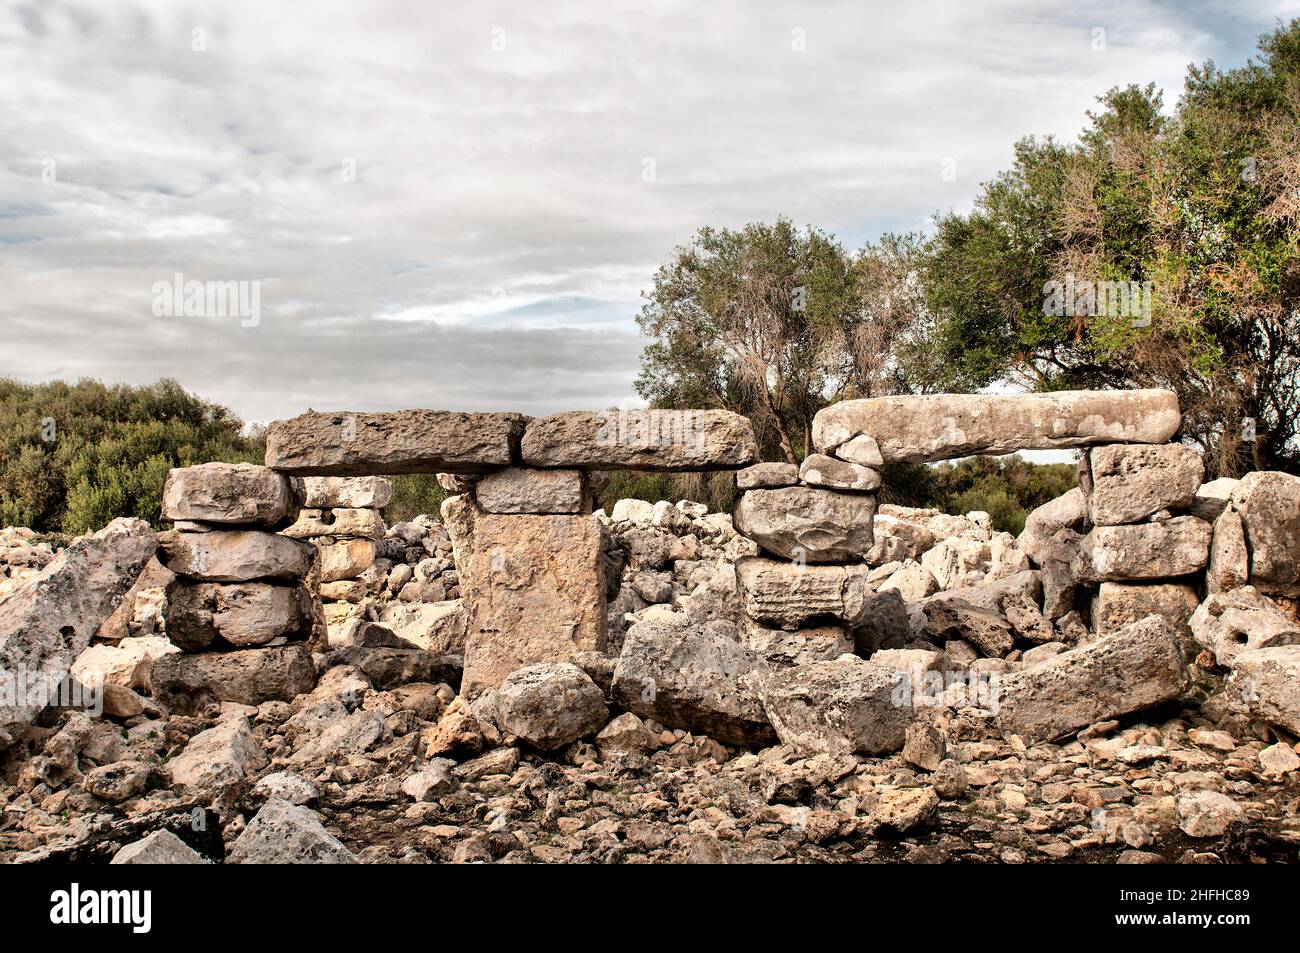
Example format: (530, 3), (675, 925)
(6, 388), (1300, 864)
(150, 464), (320, 713)
(22, 390), (1300, 769)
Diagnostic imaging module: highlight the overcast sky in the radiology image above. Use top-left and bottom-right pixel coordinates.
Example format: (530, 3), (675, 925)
(1, 0), (1295, 425)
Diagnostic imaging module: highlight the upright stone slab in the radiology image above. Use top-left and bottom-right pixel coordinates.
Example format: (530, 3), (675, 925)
(0, 518), (157, 738)
(265, 410), (528, 475)
(443, 495), (606, 698)
(1085, 444), (1204, 525)
(521, 409), (758, 471)
(813, 389), (1180, 463)
(1232, 471), (1300, 598)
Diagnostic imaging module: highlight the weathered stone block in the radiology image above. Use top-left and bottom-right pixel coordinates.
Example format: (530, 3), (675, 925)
(162, 463), (293, 526)
(611, 616), (774, 746)
(164, 580), (313, 650)
(521, 409), (758, 471)
(762, 656), (913, 756)
(494, 662), (608, 750)
(1232, 471), (1300, 597)
(735, 462), (799, 490)
(1092, 581), (1199, 638)
(1081, 516), (1211, 581)
(443, 495), (606, 698)
(282, 508), (385, 540)
(159, 529), (314, 582)
(993, 616), (1187, 741)
(265, 409), (527, 476)
(1206, 508), (1249, 594)
(733, 486), (876, 562)
(317, 538), (378, 582)
(474, 467), (587, 514)
(1085, 444), (1203, 525)
(798, 454), (881, 492)
(1225, 646), (1300, 735)
(736, 557), (872, 629)
(149, 644), (317, 714)
(297, 476), (392, 509)
(0, 518), (157, 737)
(813, 389), (1181, 463)
(1189, 587), (1300, 666)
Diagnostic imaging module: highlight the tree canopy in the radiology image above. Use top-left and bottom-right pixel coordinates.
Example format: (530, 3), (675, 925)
(917, 22), (1300, 476)
(635, 20), (1300, 479)
(0, 378), (265, 533)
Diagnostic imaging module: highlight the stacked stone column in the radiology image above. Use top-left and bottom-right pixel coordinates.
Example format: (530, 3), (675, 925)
(281, 476), (389, 641)
(730, 456), (880, 663)
(1079, 443), (1208, 640)
(152, 463), (318, 712)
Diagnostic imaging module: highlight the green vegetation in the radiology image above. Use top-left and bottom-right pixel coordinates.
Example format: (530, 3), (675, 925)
(0, 378), (263, 533)
(917, 23), (1300, 476)
(913, 457), (1078, 535)
(385, 474), (448, 524)
(636, 21), (1300, 478)
(0, 378), (460, 533)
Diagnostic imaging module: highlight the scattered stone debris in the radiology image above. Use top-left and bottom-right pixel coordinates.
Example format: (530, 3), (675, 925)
(3, 389), (1299, 864)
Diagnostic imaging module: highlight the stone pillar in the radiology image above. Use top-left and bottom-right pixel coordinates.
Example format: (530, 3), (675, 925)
(282, 476), (391, 644)
(151, 463), (317, 712)
(730, 457), (879, 665)
(443, 468), (606, 699)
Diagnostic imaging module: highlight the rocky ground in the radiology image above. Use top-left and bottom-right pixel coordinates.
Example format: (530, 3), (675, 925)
(4, 658), (1298, 864)
(3, 470), (1299, 864)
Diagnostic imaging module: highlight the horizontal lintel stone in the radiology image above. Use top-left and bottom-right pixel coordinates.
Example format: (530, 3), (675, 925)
(521, 409), (759, 471)
(264, 410), (529, 476)
(813, 388), (1181, 463)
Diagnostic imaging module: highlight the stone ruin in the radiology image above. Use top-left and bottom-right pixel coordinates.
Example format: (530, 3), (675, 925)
(129, 388), (1299, 749)
(3, 387), (1299, 863)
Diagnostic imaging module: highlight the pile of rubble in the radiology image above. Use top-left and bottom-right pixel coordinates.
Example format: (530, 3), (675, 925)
(1, 391), (1298, 864)
(0, 527), (56, 603)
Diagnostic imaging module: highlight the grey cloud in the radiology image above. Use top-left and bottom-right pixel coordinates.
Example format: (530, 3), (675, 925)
(0, 0), (1286, 423)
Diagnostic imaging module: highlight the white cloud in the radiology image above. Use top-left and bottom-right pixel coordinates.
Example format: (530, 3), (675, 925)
(0, 0), (1289, 422)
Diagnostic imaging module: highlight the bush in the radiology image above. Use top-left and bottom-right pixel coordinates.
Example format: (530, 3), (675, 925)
(596, 470), (736, 514)
(0, 378), (263, 532)
(385, 474), (448, 524)
(924, 456), (1078, 534)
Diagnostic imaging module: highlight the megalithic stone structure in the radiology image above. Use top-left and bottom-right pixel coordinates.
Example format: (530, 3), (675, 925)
(262, 406), (759, 695)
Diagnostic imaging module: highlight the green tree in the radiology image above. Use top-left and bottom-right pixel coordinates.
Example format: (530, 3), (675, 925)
(914, 21), (1300, 476)
(927, 456), (1079, 534)
(0, 378), (263, 532)
(385, 474), (448, 524)
(635, 218), (861, 463)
